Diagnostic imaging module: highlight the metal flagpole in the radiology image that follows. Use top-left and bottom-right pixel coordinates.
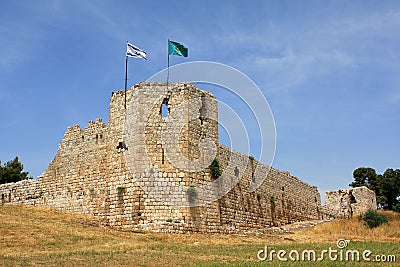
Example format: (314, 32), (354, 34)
(167, 39), (170, 89)
(124, 54), (128, 109)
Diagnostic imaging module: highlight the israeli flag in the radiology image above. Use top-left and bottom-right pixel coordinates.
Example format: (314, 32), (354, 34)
(126, 42), (147, 59)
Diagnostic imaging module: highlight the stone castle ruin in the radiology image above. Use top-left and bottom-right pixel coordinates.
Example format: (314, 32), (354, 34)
(0, 82), (376, 233)
(325, 187), (377, 219)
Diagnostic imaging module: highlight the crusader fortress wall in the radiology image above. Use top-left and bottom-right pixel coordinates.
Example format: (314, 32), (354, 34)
(324, 187), (377, 219)
(0, 82), (374, 233)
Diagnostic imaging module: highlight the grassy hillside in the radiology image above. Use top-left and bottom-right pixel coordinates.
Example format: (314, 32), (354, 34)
(0, 206), (399, 266)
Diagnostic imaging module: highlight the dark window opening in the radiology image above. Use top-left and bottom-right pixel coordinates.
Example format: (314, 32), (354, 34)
(281, 186), (284, 191)
(82, 135), (84, 141)
(234, 167), (239, 177)
(350, 193), (357, 204)
(116, 141), (128, 150)
(251, 173), (255, 183)
(199, 95), (206, 124)
(117, 141), (122, 149)
(162, 148), (165, 164)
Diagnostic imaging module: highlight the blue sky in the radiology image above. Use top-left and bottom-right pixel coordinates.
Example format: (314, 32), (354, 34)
(1, 0), (399, 199)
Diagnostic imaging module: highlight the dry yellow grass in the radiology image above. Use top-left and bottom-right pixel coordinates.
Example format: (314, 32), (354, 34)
(292, 211), (400, 243)
(0, 206), (399, 266)
(0, 206), (278, 266)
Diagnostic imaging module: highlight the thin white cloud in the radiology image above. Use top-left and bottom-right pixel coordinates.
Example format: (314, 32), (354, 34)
(0, 1), (133, 72)
(210, 7), (400, 95)
(0, 21), (44, 71)
(215, 7), (400, 65)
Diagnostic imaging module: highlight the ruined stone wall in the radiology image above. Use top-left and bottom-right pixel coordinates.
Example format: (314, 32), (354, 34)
(39, 119), (109, 215)
(0, 82), (322, 233)
(0, 179), (41, 206)
(0, 119), (110, 216)
(324, 186), (377, 219)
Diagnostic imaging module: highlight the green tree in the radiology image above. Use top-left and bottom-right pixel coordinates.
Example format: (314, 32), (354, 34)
(350, 167), (400, 211)
(349, 167), (378, 192)
(378, 169), (400, 210)
(0, 157), (31, 184)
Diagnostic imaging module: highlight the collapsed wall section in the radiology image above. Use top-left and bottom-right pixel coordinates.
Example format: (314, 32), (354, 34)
(0, 179), (41, 206)
(39, 119), (109, 215)
(0, 119), (110, 218)
(324, 186), (377, 219)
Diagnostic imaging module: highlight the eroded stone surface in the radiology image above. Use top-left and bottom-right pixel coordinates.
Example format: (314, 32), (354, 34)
(324, 186), (377, 219)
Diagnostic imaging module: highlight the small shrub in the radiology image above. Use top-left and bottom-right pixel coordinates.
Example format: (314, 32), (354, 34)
(210, 158), (222, 180)
(186, 185), (198, 204)
(393, 203), (400, 213)
(117, 186), (126, 194)
(359, 209), (388, 229)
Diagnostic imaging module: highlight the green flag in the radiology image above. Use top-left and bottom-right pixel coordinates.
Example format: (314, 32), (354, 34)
(168, 40), (188, 57)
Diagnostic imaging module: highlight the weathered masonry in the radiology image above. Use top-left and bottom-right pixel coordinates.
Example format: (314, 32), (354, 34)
(0, 82), (375, 233)
(324, 187), (377, 219)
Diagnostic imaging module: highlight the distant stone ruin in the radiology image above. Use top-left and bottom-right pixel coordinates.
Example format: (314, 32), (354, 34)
(324, 186), (377, 219)
(0, 82), (376, 233)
